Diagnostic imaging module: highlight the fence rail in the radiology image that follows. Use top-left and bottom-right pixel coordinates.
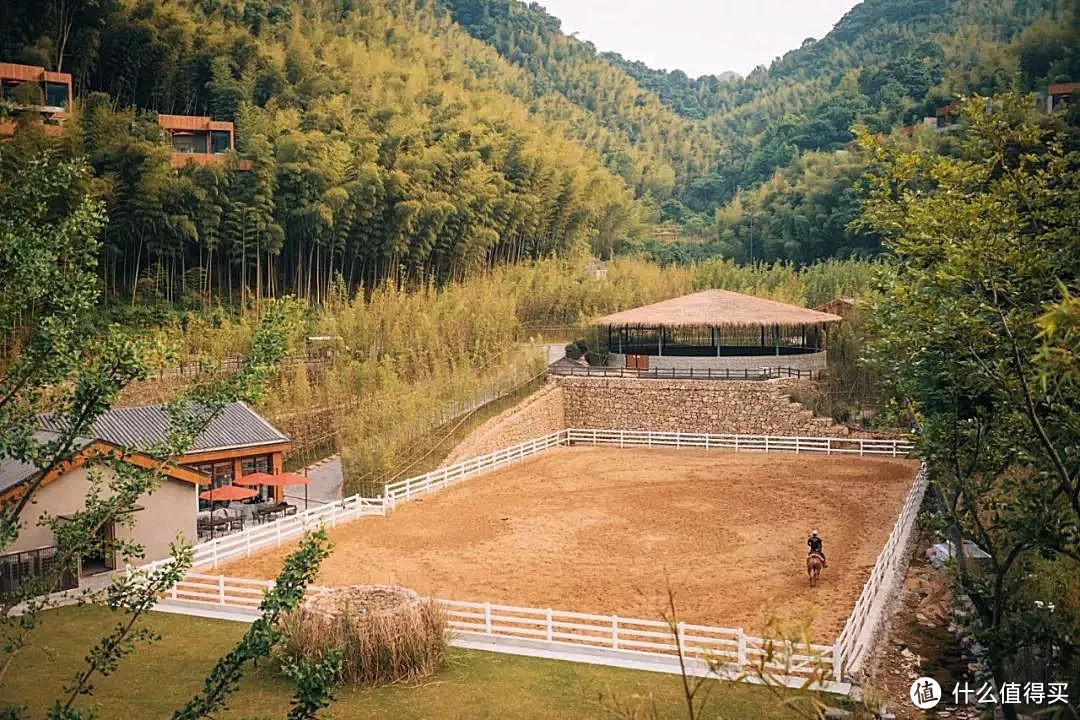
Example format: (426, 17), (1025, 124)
(145, 494), (386, 572)
(565, 428), (914, 458)
(550, 365), (816, 381)
(382, 431), (567, 507)
(163, 573), (836, 683)
(834, 463), (927, 678)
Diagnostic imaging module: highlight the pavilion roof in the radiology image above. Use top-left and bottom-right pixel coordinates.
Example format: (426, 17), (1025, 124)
(595, 290), (842, 329)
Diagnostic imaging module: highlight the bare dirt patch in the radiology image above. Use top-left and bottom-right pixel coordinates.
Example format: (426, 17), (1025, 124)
(222, 446), (919, 640)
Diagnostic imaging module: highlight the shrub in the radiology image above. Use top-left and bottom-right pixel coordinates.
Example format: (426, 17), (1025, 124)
(278, 586), (447, 686)
(584, 350), (607, 366)
(564, 342), (584, 360)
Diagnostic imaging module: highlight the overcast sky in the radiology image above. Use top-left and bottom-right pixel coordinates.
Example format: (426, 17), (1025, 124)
(535, 0), (862, 78)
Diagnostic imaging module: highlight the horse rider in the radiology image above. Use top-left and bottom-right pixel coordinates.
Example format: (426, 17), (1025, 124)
(808, 529), (827, 567)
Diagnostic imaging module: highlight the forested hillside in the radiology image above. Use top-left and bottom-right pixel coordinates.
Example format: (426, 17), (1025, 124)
(439, 0), (1080, 254)
(1, 0), (1077, 300)
(0, 0), (647, 303)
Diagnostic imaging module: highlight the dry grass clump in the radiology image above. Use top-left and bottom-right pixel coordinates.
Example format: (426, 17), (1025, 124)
(278, 585), (448, 686)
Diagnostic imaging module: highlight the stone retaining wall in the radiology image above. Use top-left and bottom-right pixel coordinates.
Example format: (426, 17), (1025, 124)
(557, 376), (851, 437)
(442, 375), (871, 462)
(442, 383), (566, 464)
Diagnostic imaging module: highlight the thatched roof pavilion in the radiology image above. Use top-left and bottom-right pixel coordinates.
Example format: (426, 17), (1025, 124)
(597, 290), (842, 329)
(594, 290), (842, 370)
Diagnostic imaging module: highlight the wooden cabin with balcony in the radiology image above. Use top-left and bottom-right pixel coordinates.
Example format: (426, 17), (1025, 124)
(0, 61), (72, 136)
(157, 114), (252, 170)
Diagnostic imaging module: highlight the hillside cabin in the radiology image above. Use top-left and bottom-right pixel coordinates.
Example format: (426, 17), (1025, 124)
(594, 289), (841, 374)
(157, 114), (252, 170)
(813, 297), (857, 319)
(1047, 82), (1080, 113)
(0, 402), (289, 591)
(0, 61), (72, 136)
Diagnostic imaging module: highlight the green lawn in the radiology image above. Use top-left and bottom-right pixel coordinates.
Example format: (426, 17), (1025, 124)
(0, 606), (810, 719)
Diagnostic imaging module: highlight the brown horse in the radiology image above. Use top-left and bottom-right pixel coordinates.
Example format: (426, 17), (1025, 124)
(807, 553), (825, 586)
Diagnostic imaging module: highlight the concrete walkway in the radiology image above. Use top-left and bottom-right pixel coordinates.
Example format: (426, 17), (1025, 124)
(285, 455), (343, 509)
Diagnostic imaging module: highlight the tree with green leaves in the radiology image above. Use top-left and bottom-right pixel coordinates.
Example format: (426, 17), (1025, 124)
(0, 152), (338, 719)
(861, 95), (1080, 716)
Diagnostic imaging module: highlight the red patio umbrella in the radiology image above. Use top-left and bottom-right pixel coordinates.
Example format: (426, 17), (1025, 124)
(235, 472), (312, 509)
(199, 485), (259, 502)
(198, 484), (259, 540)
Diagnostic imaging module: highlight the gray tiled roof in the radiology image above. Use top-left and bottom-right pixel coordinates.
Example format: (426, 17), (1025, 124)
(0, 431), (95, 494)
(1, 403), (288, 494)
(39, 401), (289, 455)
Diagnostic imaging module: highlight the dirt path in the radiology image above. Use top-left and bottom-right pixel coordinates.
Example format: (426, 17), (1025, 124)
(223, 446), (919, 640)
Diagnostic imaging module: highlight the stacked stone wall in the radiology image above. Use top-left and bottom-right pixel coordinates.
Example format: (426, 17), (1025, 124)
(557, 376), (851, 437)
(443, 375), (877, 463)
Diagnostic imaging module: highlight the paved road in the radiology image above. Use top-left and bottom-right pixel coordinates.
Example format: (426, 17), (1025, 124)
(285, 455), (343, 509)
(545, 343), (566, 366)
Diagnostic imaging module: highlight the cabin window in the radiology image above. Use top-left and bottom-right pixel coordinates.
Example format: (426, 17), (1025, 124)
(193, 461), (235, 510)
(43, 81), (68, 108)
(210, 130), (231, 154)
(240, 455), (272, 501)
(171, 132), (207, 154)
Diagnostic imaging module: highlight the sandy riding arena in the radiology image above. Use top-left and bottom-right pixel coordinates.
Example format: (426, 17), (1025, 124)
(223, 446), (919, 640)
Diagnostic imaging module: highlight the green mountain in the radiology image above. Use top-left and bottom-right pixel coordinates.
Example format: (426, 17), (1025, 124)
(0, 0), (1076, 298)
(438, 0), (1078, 228)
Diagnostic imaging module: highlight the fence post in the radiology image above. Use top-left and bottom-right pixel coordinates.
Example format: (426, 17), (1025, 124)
(218, 575), (225, 604)
(826, 439), (832, 456)
(764, 436), (769, 453)
(737, 628), (746, 667)
(677, 621), (686, 659)
(484, 602), (492, 634)
(832, 640), (842, 681)
(170, 582), (178, 601)
(546, 608), (553, 642)
(212, 544), (219, 570)
(612, 616), (619, 650)
(795, 437), (800, 454)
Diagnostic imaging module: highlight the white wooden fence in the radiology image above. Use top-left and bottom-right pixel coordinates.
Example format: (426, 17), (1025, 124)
(381, 431), (567, 508)
(564, 428), (914, 457)
(162, 573), (837, 685)
(145, 494), (386, 572)
(834, 463), (928, 677)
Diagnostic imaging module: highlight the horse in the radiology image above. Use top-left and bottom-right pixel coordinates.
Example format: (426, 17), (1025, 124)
(807, 553), (825, 587)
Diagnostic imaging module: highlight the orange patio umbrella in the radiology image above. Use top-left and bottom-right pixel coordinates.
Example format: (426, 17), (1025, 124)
(236, 472), (312, 509)
(199, 485), (259, 502)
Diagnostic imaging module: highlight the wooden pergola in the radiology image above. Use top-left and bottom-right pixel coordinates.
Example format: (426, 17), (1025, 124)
(595, 290), (842, 359)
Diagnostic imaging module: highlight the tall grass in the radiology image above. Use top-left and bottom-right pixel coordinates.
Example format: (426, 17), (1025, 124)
(278, 589), (447, 686)
(144, 257), (884, 485)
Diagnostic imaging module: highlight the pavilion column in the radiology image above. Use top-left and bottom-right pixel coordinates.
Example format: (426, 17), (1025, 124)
(658, 327), (663, 356)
